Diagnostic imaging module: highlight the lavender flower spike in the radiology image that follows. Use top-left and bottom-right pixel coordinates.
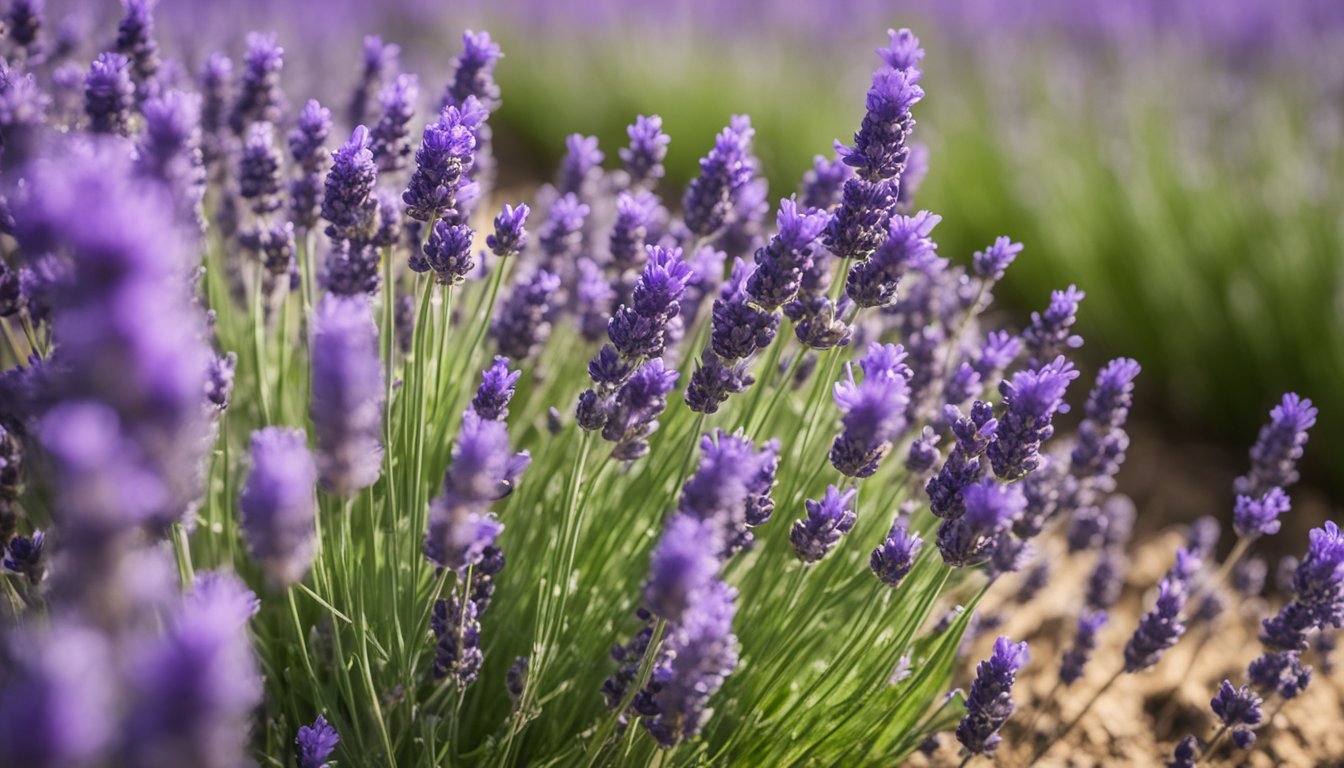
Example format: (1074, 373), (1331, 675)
(240, 427), (317, 587)
(1233, 487), (1291, 540)
(424, 411), (528, 571)
(645, 514), (720, 623)
(346, 35), (399, 129)
(492, 268), (560, 361)
(956, 636), (1029, 757)
(229, 32), (284, 135)
(310, 294), (384, 497)
(838, 53), (924, 182)
(487, 203), (529, 258)
(1260, 521), (1344, 651)
(790, 485), (857, 563)
(830, 343), (912, 478)
(643, 580), (740, 747)
(871, 521), (923, 587)
(442, 29), (503, 111)
(1235, 393), (1316, 497)
(937, 479), (1025, 567)
(413, 220), (475, 285)
(296, 715), (339, 768)
(1123, 577), (1188, 672)
(370, 73), (418, 173)
(1168, 735), (1198, 768)
(84, 52), (134, 135)
(322, 125), (378, 243)
(683, 117), (754, 238)
(472, 356), (521, 422)
(621, 114), (670, 188)
(1022, 285), (1085, 365)
(986, 356), (1079, 481)
(1210, 680), (1262, 749)
(1059, 610), (1108, 685)
(745, 197), (829, 310)
(403, 99), (479, 222)
(972, 236), (1023, 283)
(288, 99), (332, 230)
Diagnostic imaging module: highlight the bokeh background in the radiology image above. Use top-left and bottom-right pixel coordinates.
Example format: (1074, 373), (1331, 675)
(63, 0), (1344, 504)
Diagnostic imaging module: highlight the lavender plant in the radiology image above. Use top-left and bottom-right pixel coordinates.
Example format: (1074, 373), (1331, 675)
(0, 13), (1335, 768)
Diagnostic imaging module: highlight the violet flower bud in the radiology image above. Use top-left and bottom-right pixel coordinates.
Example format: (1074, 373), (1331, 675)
(871, 521), (923, 587)
(309, 294), (384, 497)
(487, 203), (529, 258)
(1060, 610), (1107, 685)
(229, 32), (284, 135)
(986, 356), (1079, 481)
(645, 513), (720, 623)
(683, 117), (754, 238)
(1022, 285), (1085, 365)
(346, 35), (399, 129)
(370, 73), (418, 173)
(1235, 393), (1316, 497)
(790, 485), (857, 563)
(1233, 487), (1291, 540)
(441, 30), (502, 112)
(937, 480), (1025, 567)
(621, 114), (669, 188)
(322, 125), (378, 243)
(84, 52), (134, 135)
(971, 236), (1022, 283)
(1123, 577), (1188, 672)
(239, 426), (317, 587)
(295, 715), (339, 768)
(955, 636), (1029, 756)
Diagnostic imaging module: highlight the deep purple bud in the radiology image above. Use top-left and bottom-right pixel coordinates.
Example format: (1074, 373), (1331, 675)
(799, 153), (853, 211)
(684, 354), (753, 415)
(790, 485), (857, 563)
(871, 521), (923, 586)
(972, 236), (1022, 282)
(413, 220), (474, 285)
(84, 52), (134, 135)
(1123, 578), (1188, 672)
(846, 210), (940, 308)
(295, 715), (339, 768)
(1210, 680), (1262, 750)
(986, 357), (1079, 481)
(610, 191), (659, 274)
(6, 0), (42, 53)
(322, 239), (380, 296)
(1168, 735), (1198, 768)
(137, 89), (206, 231)
(1087, 548), (1128, 610)
(785, 293), (853, 350)
(955, 636), (1029, 756)
(606, 246), (693, 360)
(472, 356), (520, 421)
(683, 117), (754, 237)
(972, 330), (1021, 385)
(837, 64), (923, 182)
(1247, 650), (1311, 699)
(600, 359), (678, 461)
(370, 73), (418, 173)
(431, 594), (482, 684)
(424, 410), (527, 571)
(402, 101), (478, 222)
(238, 121), (283, 215)
(937, 480), (1025, 567)
(115, 0), (159, 93)
(229, 32), (284, 135)
(240, 427), (317, 587)
(1022, 285), (1085, 365)
(830, 343), (911, 477)
(442, 30), (502, 112)
(906, 426), (941, 475)
(1261, 521), (1344, 647)
(823, 177), (894, 261)
(322, 125), (378, 242)
(2, 530), (43, 584)
(621, 114), (669, 188)
(745, 198), (828, 310)
(1233, 487), (1291, 540)
(709, 258), (778, 362)
(1235, 393), (1316, 497)
(309, 294), (384, 496)
(1059, 610), (1107, 685)
(1070, 358), (1140, 494)
(645, 513), (719, 623)
(286, 100), (331, 229)
(486, 203), (529, 258)
(492, 268), (559, 360)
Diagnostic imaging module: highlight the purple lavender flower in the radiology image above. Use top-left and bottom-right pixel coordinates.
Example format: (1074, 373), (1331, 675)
(576, 258), (615, 342)
(1261, 521), (1344, 650)
(709, 258), (777, 362)
(605, 245), (693, 361)
(1022, 285), (1085, 365)
(295, 715), (339, 768)
(1070, 358), (1140, 499)
(971, 330), (1021, 387)
(1233, 487), (1291, 540)
(472, 356), (520, 422)
(0, 621), (116, 767)
(1235, 393), (1316, 497)
(6, 0), (42, 55)
(425, 410), (528, 571)
(412, 220), (475, 285)
(240, 426), (317, 587)
(322, 238), (380, 296)
(113, 0), (157, 92)
(621, 114), (669, 188)
(684, 353), (752, 415)
(601, 359), (679, 461)
(198, 52), (232, 161)
(1123, 577), (1188, 672)
(1088, 548), (1129, 610)
(971, 236), (1023, 283)
(790, 485), (857, 563)
(676, 430), (775, 555)
(559, 133), (604, 198)
(402, 99), (479, 223)
(838, 56), (924, 182)
(229, 32), (284, 135)
(431, 594), (483, 684)
(799, 153), (853, 211)
(986, 357), (1079, 481)
(1247, 650), (1311, 699)
(642, 580), (739, 747)
(937, 480), (1025, 567)
(371, 73), (417, 173)
(955, 636), (1029, 757)
(136, 89), (206, 231)
(745, 197), (828, 310)
(84, 52), (134, 135)
(441, 30), (502, 111)
(322, 125), (378, 243)
(845, 210), (940, 308)
(683, 117), (754, 238)
(830, 343), (912, 477)
(645, 513), (720, 623)
(492, 268), (559, 360)
(125, 573), (262, 768)
(1060, 610), (1108, 685)
(487, 203), (529, 258)
(906, 426), (941, 475)
(309, 294), (383, 496)
(610, 191), (658, 275)
(1168, 735), (1198, 768)
(871, 521), (923, 586)
(537, 192), (589, 270)
(2, 530), (43, 584)
(1210, 680), (1262, 749)
(927, 403), (997, 519)
(822, 178), (894, 262)
(346, 35), (399, 129)
(238, 121), (283, 216)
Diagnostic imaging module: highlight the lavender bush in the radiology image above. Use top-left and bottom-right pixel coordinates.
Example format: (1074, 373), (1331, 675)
(0, 8), (1335, 767)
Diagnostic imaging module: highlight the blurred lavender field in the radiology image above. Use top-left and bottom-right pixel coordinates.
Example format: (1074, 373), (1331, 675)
(56, 0), (1344, 479)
